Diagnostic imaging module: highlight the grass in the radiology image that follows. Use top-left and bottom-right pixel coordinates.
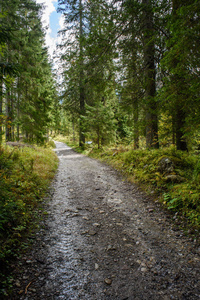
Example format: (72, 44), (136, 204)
(56, 135), (200, 234)
(0, 142), (58, 296)
(87, 145), (200, 232)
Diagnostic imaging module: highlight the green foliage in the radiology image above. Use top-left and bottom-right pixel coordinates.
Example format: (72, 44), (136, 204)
(88, 145), (200, 230)
(0, 0), (58, 144)
(0, 145), (58, 295)
(83, 102), (117, 148)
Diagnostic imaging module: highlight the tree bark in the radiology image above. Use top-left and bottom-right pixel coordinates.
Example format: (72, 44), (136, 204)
(133, 98), (139, 149)
(142, 0), (159, 149)
(79, 0), (85, 148)
(0, 74), (3, 144)
(172, 0), (187, 151)
(6, 84), (12, 141)
(175, 106), (187, 151)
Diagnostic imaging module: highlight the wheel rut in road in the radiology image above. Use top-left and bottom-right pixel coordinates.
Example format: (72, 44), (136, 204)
(13, 141), (200, 299)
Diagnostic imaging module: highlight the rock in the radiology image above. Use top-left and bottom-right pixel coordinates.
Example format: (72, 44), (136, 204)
(88, 230), (97, 236)
(15, 280), (21, 287)
(81, 230), (89, 235)
(107, 245), (112, 250)
(104, 278), (112, 285)
(164, 175), (185, 183)
(26, 260), (33, 264)
(141, 267), (147, 272)
(95, 263), (99, 270)
(157, 157), (174, 174)
(93, 223), (100, 227)
(125, 244), (133, 248)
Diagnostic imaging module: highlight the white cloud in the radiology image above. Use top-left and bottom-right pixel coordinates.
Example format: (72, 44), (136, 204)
(36, 0), (61, 58)
(36, 0), (56, 25)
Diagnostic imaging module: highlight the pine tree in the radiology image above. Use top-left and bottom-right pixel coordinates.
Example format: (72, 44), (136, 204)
(142, 0), (159, 148)
(160, 0), (200, 150)
(58, 0), (87, 147)
(0, 0), (57, 143)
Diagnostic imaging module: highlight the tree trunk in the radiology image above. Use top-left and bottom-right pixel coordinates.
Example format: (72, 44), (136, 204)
(97, 125), (100, 149)
(172, 0), (187, 151)
(175, 103), (187, 151)
(0, 74), (3, 144)
(142, 0), (159, 149)
(6, 84), (12, 141)
(133, 98), (139, 149)
(17, 77), (20, 141)
(11, 86), (14, 141)
(79, 0), (85, 148)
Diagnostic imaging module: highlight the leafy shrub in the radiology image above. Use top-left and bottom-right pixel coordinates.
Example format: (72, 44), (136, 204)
(0, 145), (58, 296)
(88, 145), (200, 229)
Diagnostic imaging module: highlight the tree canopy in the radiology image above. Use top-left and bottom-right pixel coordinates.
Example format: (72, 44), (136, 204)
(0, 0), (59, 144)
(56, 0), (200, 151)
(1, 0), (200, 151)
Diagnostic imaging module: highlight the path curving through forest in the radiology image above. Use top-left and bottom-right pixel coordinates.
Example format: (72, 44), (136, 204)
(13, 141), (200, 299)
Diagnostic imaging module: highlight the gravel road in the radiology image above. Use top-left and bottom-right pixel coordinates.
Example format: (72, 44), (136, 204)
(12, 141), (200, 299)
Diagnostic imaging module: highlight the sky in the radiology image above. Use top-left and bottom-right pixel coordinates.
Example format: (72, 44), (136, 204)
(35, 0), (64, 58)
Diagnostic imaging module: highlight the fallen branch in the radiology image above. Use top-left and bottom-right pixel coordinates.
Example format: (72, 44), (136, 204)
(25, 281), (33, 294)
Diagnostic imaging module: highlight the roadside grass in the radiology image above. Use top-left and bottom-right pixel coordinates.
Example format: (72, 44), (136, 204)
(57, 136), (200, 233)
(0, 143), (58, 296)
(86, 145), (200, 232)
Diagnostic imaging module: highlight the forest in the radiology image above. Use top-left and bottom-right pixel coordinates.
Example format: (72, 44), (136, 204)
(0, 0), (200, 295)
(56, 0), (200, 152)
(1, 0), (200, 149)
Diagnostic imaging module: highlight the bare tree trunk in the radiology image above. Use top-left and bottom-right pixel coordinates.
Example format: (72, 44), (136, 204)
(175, 103), (187, 151)
(72, 117), (75, 143)
(11, 86), (15, 141)
(17, 77), (20, 141)
(142, 0), (159, 149)
(0, 74), (3, 144)
(79, 0), (85, 148)
(133, 98), (139, 149)
(6, 85), (12, 141)
(172, 0), (187, 151)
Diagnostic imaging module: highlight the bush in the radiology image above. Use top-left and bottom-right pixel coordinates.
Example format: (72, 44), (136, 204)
(88, 145), (200, 230)
(0, 144), (58, 296)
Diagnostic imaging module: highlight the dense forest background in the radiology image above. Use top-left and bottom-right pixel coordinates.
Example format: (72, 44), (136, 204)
(1, 0), (200, 151)
(0, 0), (59, 144)
(55, 0), (200, 151)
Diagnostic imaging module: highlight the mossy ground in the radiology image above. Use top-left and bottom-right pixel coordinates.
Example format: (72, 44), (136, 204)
(0, 142), (58, 296)
(88, 145), (200, 231)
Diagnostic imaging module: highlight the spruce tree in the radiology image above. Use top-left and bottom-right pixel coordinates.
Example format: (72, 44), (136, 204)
(58, 0), (87, 147)
(160, 0), (200, 150)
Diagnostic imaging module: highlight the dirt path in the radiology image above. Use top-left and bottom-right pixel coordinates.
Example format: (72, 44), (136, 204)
(12, 142), (200, 299)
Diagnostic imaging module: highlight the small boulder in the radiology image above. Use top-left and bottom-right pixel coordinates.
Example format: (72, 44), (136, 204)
(157, 157), (174, 174)
(164, 175), (185, 183)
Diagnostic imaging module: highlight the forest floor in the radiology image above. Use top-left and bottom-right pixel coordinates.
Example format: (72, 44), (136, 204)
(11, 141), (200, 299)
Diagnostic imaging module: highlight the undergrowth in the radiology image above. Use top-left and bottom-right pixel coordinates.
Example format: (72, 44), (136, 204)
(0, 143), (58, 296)
(52, 135), (200, 231)
(84, 145), (200, 232)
